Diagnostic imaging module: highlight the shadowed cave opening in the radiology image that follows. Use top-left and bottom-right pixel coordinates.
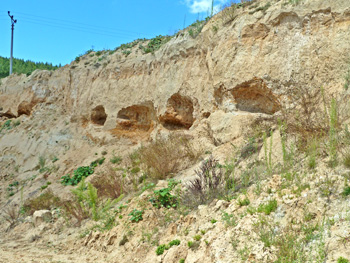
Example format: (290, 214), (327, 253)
(116, 102), (156, 131)
(91, 105), (107, 125)
(159, 93), (194, 130)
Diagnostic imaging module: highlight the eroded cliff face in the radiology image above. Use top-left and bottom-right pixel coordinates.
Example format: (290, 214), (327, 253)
(1, 0), (350, 262)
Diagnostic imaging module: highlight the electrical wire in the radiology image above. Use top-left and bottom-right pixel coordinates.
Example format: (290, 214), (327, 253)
(0, 10), (151, 39)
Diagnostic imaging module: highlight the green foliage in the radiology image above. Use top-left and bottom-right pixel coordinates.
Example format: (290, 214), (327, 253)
(129, 209), (143, 222)
(149, 179), (179, 209)
(156, 244), (166, 255)
(139, 35), (172, 54)
(179, 259), (185, 263)
(187, 20), (206, 38)
(0, 120), (12, 133)
(222, 212), (237, 227)
(342, 186), (350, 197)
(257, 199), (278, 215)
(110, 155), (122, 164)
(338, 257), (350, 263)
(193, 235), (201, 241)
(0, 56), (60, 78)
(187, 241), (194, 248)
(211, 219), (217, 224)
(156, 239), (181, 255)
(61, 166), (94, 186)
(237, 197), (250, 207)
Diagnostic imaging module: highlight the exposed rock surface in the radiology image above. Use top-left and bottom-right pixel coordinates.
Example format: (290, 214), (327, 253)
(1, 0), (350, 262)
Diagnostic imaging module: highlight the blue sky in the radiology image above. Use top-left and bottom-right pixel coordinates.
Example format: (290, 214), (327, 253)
(0, 0), (237, 66)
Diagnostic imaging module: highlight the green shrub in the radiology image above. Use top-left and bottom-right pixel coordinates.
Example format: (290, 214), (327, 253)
(337, 257), (349, 263)
(129, 209), (143, 222)
(342, 186), (350, 197)
(156, 244), (166, 255)
(149, 179), (179, 209)
(193, 235), (201, 241)
(179, 259), (185, 263)
(61, 166), (94, 186)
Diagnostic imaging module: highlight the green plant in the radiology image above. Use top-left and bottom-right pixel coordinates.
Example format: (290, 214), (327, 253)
(179, 259), (185, 263)
(187, 241), (194, 248)
(257, 199), (278, 215)
(193, 235), (201, 241)
(345, 66), (350, 91)
(139, 35), (172, 54)
(75, 56), (80, 63)
(237, 197), (250, 207)
(129, 209), (143, 222)
(342, 186), (350, 197)
(110, 155), (122, 164)
(156, 239), (181, 255)
(61, 165), (94, 186)
(222, 212), (237, 227)
(338, 257), (350, 263)
(211, 219), (217, 224)
(149, 179), (179, 209)
(156, 244), (166, 255)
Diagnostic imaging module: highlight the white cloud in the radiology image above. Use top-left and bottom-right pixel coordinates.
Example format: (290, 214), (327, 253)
(183, 0), (230, 14)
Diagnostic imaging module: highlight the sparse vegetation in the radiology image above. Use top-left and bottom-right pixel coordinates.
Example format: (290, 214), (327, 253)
(138, 134), (199, 179)
(61, 165), (94, 186)
(129, 209), (143, 222)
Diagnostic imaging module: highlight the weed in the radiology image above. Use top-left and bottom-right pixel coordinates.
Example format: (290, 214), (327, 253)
(139, 35), (172, 54)
(237, 197), (250, 207)
(129, 209), (143, 222)
(249, 2), (271, 14)
(257, 199), (278, 215)
(342, 186), (350, 197)
(139, 134), (199, 179)
(328, 98), (339, 167)
(179, 259), (185, 263)
(61, 165), (94, 186)
(156, 239), (181, 255)
(2, 205), (20, 228)
(185, 156), (232, 207)
(338, 257), (350, 263)
(187, 20), (206, 38)
(222, 212), (237, 227)
(220, 2), (237, 25)
(211, 219), (217, 224)
(345, 66), (350, 91)
(91, 166), (124, 199)
(193, 235), (201, 241)
(149, 179), (179, 209)
(110, 155), (122, 164)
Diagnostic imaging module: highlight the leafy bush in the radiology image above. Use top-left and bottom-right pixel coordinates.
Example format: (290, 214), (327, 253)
(129, 209), (143, 222)
(156, 244), (166, 255)
(149, 179), (179, 209)
(61, 166), (94, 186)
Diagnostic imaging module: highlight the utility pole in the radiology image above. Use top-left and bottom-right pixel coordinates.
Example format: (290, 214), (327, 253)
(8, 11), (17, 75)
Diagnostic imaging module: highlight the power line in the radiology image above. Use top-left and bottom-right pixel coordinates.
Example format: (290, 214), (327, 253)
(0, 10), (149, 37)
(18, 17), (143, 38)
